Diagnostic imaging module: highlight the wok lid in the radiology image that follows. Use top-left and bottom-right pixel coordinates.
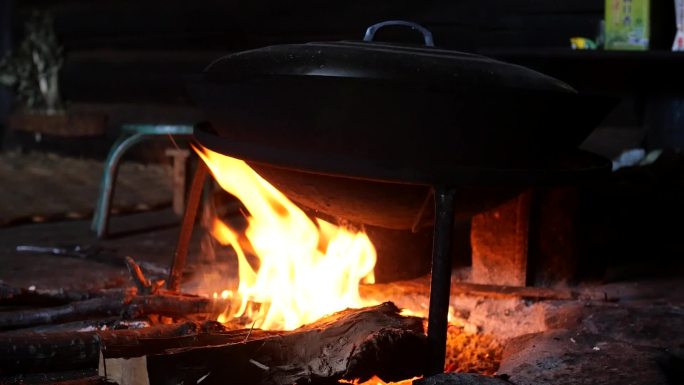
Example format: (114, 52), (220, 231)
(204, 20), (576, 95)
(189, 21), (615, 186)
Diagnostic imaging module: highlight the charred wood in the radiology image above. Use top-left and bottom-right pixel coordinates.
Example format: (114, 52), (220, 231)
(415, 372), (511, 385)
(44, 376), (117, 385)
(0, 283), (124, 307)
(1, 301), (423, 382)
(102, 323), (282, 359)
(0, 321), (218, 375)
(0, 296), (130, 330)
(0, 370), (114, 385)
(124, 257), (152, 294)
(0, 319), (282, 376)
(123, 256), (167, 296)
(0, 318), (124, 335)
(0, 291), (215, 330)
(146, 302), (426, 385)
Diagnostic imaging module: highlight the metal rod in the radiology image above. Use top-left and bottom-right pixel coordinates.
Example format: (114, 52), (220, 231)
(92, 132), (147, 238)
(167, 160), (208, 292)
(425, 186), (456, 376)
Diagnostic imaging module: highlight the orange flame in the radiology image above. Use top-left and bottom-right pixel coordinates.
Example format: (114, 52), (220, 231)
(339, 376), (420, 385)
(197, 145), (377, 330)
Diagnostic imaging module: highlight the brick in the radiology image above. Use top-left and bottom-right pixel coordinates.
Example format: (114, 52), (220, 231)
(470, 191), (532, 286)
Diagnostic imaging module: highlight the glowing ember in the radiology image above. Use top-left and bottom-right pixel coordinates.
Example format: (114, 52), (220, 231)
(196, 145), (377, 330)
(339, 376), (420, 385)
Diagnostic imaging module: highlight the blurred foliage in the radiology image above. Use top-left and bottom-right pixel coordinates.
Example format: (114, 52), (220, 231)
(0, 10), (63, 114)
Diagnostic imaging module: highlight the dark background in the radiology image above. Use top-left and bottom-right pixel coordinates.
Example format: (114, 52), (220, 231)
(0, 0), (682, 161)
(0, 0), (683, 282)
(7, 0), (614, 107)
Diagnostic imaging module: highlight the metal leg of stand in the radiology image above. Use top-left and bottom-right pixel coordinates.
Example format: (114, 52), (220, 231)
(91, 132), (147, 238)
(425, 186), (456, 376)
(167, 161), (208, 292)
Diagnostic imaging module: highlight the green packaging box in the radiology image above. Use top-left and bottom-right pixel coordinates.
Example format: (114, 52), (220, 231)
(605, 0), (650, 50)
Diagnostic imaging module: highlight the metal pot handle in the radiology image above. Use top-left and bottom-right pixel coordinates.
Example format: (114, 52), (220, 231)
(363, 20), (435, 47)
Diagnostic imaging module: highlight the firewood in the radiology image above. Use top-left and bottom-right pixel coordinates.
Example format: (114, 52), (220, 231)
(102, 324), (282, 359)
(0, 296), (129, 330)
(0, 283), (124, 307)
(0, 317), (123, 335)
(124, 256), (152, 294)
(0, 291), (215, 330)
(2, 303), (423, 382)
(47, 376), (117, 385)
(0, 371), (114, 385)
(144, 302), (426, 385)
(0, 321), (221, 375)
(0, 319), (281, 376)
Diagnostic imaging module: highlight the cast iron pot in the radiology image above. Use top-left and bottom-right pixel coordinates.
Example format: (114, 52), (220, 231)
(190, 21), (612, 229)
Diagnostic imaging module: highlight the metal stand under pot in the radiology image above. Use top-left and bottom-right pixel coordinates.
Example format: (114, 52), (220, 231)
(166, 145), (610, 376)
(164, 161), (461, 375)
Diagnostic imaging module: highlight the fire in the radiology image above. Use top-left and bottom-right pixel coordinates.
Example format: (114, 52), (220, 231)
(196, 145), (377, 330)
(339, 376), (420, 385)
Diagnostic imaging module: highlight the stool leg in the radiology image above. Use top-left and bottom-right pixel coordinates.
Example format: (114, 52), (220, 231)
(91, 132), (148, 238)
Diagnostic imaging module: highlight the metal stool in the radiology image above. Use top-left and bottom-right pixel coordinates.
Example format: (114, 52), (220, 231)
(91, 124), (193, 238)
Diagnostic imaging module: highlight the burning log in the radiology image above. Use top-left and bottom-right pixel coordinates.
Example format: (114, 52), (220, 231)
(2, 302), (422, 382)
(124, 256), (153, 294)
(0, 291), (215, 330)
(143, 302), (426, 385)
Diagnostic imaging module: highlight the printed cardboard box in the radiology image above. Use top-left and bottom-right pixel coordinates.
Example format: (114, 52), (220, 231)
(605, 0), (650, 50)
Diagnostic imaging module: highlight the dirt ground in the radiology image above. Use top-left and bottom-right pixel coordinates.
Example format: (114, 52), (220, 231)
(0, 208), (200, 290)
(0, 149), (194, 293)
(0, 151), (174, 226)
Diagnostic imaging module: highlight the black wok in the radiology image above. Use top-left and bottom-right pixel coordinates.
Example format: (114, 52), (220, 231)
(189, 21), (613, 229)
